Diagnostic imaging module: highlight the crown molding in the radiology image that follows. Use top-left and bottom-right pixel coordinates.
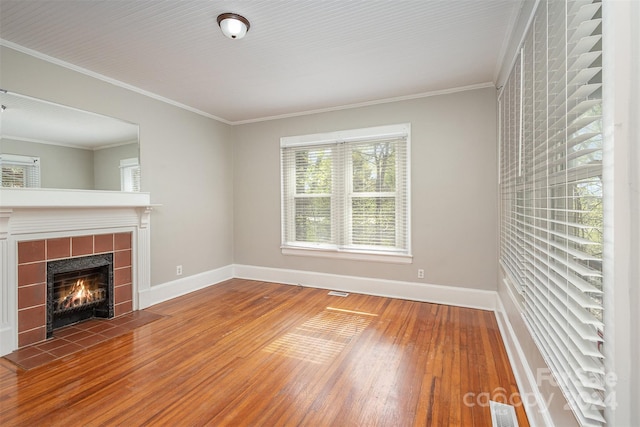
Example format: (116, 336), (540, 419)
(233, 82), (497, 125)
(0, 39), (232, 125)
(2, 39), (496, 127)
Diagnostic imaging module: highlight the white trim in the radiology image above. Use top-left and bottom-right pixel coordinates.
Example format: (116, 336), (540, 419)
(281, 247), (412, 264)
(119, 158), (139, 168)
(0, 39), (231, 125)
(138, 263), (498, 312)
(0, 153), (40, 166)
(234, 83), (495, 125)
(0, 234), (13, 356)
(492, 0), (530, 84)
(2, 134), (136, 151)
(495, 289), (554, 427)
(0, 187), (151, 207)
(138, 265), (234, 309)
(602, 0), (638, 424)
(281, 123), (410, 148)
(232, 264), (497, 311)
(494, 0), (540, 89)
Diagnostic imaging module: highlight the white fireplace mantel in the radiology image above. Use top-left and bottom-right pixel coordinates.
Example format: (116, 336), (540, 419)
(0, 188), (154, 356)
(0, 187), (152, 208)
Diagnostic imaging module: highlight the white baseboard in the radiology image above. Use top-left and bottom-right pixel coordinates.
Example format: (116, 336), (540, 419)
(232, 264), (498, 311)
(138, 264), (234, 309)
(495, 288), (554, 427)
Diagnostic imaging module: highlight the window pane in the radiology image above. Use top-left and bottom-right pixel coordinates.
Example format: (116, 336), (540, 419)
(296, 148), (332, 194)
(351, 197), (395, 246)
(572, 177), (603, 321)
(295, 197), (331, 243)
(2, 166), (26, 187)
(352, 142), (396, 193)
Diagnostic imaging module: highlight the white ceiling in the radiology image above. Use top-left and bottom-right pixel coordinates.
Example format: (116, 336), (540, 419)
(0, 0), (523, 124)
(0, 91), (138, 150)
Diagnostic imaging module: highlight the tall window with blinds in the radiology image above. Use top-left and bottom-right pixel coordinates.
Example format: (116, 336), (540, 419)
(499, 0), (605, 425)
(281, 124), (410, 261)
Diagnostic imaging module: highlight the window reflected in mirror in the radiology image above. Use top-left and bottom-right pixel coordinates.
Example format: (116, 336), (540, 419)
(0, 153), (41, 188)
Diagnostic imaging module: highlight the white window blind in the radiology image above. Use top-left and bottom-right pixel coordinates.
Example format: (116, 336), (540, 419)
(281, 124), (410, 261)
(0, 154), (41, 188)
(120, 157), (141, 192)
(499, 0), (605, 425)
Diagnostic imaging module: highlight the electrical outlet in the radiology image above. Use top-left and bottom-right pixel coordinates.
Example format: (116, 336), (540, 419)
(417, 269), (425, 279)
(176, 265), (183, 276)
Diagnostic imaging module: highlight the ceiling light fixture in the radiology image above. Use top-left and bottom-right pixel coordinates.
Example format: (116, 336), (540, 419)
(217, 13), (250, 40)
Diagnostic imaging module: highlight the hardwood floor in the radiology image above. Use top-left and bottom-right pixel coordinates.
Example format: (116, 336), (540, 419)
(0, 279), (529, 426)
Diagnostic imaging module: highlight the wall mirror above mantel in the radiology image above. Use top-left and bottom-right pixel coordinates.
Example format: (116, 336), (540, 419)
(0, 90), (140, 192)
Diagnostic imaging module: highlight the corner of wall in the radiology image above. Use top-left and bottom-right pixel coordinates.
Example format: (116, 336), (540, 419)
(138, 264), (234, 309)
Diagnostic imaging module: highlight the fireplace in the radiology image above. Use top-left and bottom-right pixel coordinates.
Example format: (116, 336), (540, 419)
(47, 254), (114, 337)
(0, 188), (153, 357)
(12, 231), (137, 349)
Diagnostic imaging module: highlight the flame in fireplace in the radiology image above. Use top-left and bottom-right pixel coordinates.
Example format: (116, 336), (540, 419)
(57, 279), (105, 311)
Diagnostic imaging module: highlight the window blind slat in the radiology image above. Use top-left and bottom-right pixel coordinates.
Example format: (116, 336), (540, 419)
(281, 125), (410, 257)
(529, 286), (603, 369)
(0, 154), (41, 188)
(500, 0), (605, 423)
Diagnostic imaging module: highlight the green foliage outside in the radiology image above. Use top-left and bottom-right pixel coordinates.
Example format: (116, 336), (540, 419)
(293, 141), (399, 247)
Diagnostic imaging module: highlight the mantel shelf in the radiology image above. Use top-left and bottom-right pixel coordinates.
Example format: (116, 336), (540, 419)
(0, 188), (153, 208)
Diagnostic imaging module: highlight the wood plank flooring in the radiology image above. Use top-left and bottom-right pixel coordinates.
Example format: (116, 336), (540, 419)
(0, 279), (529, 426)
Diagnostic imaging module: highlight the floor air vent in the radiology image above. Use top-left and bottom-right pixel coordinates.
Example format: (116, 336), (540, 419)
(327, 291), (349, 297)
(490, 401), (519, 427)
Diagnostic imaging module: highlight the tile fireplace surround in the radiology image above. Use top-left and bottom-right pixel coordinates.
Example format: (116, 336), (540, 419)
(18, 233), (132, 347)
(0, 188), (153, 357)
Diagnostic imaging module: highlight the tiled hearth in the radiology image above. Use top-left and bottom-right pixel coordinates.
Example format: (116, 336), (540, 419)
(5, 310), (162, 370)
(17, 232), (134, 348)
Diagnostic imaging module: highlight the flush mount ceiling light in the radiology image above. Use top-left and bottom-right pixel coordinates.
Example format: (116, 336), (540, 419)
(217, 13), (250, 39)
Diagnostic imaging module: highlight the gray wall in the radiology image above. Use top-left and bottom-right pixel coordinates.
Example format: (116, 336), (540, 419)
(0, 45), (235, 286)
(1, 45), (497, 293)
(1, 138), (138, 191)
(1, 137), (94, 189)
(93, 142), (138, 190)
(233, 88), (499, 290)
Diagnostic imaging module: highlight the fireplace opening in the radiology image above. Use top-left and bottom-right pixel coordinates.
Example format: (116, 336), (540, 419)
(47, 253), (114, 338)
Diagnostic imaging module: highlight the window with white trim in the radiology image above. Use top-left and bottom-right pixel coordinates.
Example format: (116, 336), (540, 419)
(120, 157), (141, 192)
(499, 0), (605, 425)
(281, 124), (411, 263)
(0, 154), (41, 188)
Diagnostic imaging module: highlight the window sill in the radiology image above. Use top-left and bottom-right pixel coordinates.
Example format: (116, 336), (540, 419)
(281, 246), (413, 264)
